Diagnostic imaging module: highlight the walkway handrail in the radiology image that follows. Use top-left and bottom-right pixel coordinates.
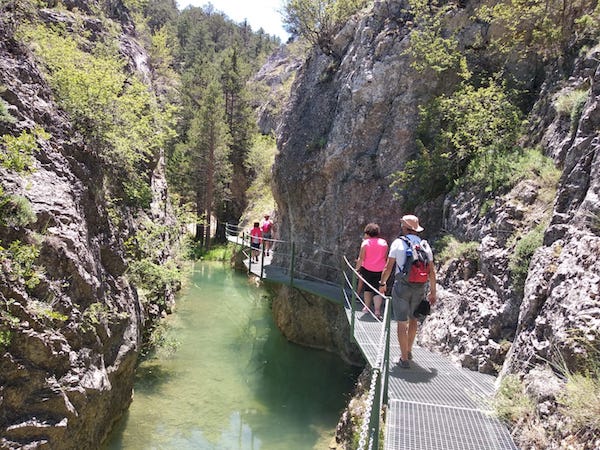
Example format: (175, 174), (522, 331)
(226, 222), (517, 450)
(226, 222), (287, 244)
(225, 222), (343, 288)
(226, 222), (392, 450)
(342, 256), (392, 450)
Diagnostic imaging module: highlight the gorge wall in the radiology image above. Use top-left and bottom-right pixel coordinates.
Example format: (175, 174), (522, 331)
(0, 3), (176, 449)
(272, 0), (486, 361)
(270, 0), (599, 447)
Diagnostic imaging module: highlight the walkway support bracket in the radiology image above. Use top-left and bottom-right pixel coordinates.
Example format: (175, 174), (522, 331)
(259, 239), (266, 279)
(289, 242), (295, 289)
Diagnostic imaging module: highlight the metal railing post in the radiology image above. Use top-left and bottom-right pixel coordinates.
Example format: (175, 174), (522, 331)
(339, 256), (345, 298)
(259, 238), (265, 279)
(246, 232), (252, 275)
(369, 370), (382, 450)
(382, 296), (392, 405)
(232, 224), (241, 255)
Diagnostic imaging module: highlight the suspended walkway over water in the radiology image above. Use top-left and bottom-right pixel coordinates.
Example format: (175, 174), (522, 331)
(225, 223), (517, 450)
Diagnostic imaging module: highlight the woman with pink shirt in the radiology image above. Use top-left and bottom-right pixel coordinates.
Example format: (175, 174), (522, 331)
(250, 222), (262, 262)
(355, 223), (389, 319)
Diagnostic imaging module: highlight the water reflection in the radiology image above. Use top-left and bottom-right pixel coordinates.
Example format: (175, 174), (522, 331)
(103, 262), (359, 450)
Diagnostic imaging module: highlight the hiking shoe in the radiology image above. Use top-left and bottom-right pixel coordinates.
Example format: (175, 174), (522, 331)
(400, 360), (410, 369)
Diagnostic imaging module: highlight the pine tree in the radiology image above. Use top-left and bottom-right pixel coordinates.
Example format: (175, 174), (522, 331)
(188, 77), (232, 249)
(220, 48), (255, 223)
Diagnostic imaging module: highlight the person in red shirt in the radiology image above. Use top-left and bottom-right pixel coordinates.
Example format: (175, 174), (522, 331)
(260, 214), (274, 256)
(250, 222), (262, 262)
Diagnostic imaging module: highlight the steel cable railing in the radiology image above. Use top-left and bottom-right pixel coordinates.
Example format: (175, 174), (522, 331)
(342, 257), (392, 450)
(225, 223), (344, 288)
(226, 223), (518, 450)
(226, 223), (392, 449)
(225, 223), (285, 276)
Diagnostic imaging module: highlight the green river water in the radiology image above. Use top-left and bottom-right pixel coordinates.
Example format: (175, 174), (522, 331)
(103, 261), (360, 450)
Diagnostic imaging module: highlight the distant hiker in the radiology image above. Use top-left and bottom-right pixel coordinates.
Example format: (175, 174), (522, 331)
(378, 215), (436, 368)
(261, 214), (274, 256)
(355, 223), (388, 320)
(250, 222), (262, 262)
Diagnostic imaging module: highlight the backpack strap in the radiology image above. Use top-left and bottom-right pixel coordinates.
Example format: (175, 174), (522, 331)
(398, 236), (413, 275)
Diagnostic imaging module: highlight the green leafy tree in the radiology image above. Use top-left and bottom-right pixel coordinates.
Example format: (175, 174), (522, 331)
(0, 127), (48, 172)
(404, 0), (471, 78)
(0, 87), (15, 124)
(477, 0), (600, 61)
(220, 48), (255, 221)
(221, 48), (247, 131)
(143, 0), (178, 32)
(391, 80), (523, 205)
(176, 7), (213, 65)
(282, 0), (369, 55)
(0, 127), (47, 227)
(147, 25), (181, 106)
(390, 0), (598, 212)
(21, 24), (176, 207)
(124, 219), (183, 304)
(0, 240), (41, 290)
(243, 134), (277, 218)
(171, 7), (280, 231)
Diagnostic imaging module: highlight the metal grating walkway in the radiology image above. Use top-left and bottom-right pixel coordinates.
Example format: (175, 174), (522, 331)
(386, 400), (517, 450)
(346, 309), (382, 367)
(228, 230), (518, 450)
(387, 346), (495, 410)
(347, 307), (518, 450)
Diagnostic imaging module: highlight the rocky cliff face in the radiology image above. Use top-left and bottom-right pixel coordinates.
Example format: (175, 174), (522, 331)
(250, 43), (304, 135)
(271, 0), (599, 447)
(270, 0), (478, 361)
(422, 46), (600, 375)
(0, 3), (175, 449)
(270, 0), (440, 361)
(418, 46), (600, 448)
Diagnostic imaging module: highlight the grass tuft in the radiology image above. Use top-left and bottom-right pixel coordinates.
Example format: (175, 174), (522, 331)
(494, 374), (536, 423)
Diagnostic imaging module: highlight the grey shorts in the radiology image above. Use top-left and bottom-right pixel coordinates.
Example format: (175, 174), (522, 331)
(391, 278), (426, 322)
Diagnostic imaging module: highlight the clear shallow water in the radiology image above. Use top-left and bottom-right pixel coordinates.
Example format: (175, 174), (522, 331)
(103, 261), (360, 450)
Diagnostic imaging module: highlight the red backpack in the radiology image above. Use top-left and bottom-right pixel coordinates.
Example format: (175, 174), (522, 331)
(400, 236), (432, 283)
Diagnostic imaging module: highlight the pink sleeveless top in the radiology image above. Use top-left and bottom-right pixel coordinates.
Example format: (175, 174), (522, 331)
(361, 237), (388, 272)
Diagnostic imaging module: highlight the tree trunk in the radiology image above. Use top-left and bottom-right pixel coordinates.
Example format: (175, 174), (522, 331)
(195, 190), (206, 246)
(204, 126), (216, 251)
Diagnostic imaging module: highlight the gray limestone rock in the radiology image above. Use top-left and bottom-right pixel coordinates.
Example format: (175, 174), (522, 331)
(0, 6), (176, 449)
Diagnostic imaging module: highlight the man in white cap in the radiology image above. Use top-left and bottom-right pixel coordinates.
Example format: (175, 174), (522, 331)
(378, 214), (437, 368)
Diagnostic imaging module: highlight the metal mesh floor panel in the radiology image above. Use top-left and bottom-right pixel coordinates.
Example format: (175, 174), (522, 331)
(345, 312), (498, 409)
(385, 400), (518, 450)
(345, 309), (383, 367)
(387, 346), (495, 410)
